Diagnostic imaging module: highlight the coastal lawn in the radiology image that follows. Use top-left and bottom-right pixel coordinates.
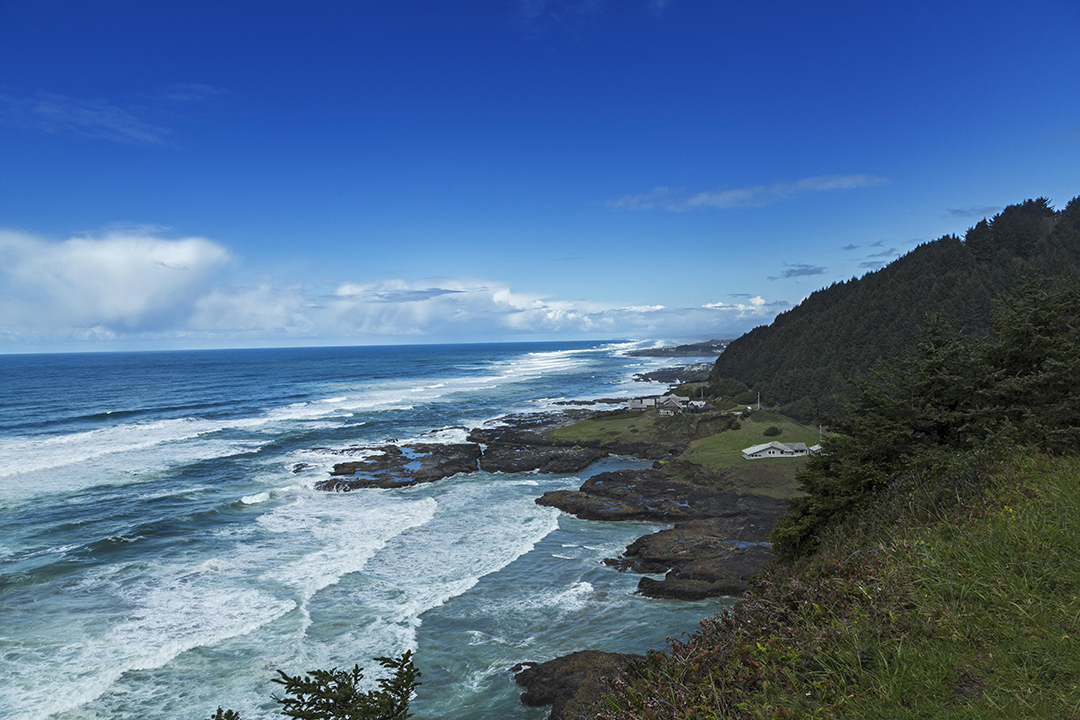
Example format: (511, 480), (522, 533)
(547, 408), (818, 499)
(600, 450), (1080, 719)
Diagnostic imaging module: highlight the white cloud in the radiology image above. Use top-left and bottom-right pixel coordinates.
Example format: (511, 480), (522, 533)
(609, 174), (888, 211)
(0, 230), (789, 348)
(702, 296), (773, 313)
(0, 230), (230, 333)
(0, 92), (170, 145)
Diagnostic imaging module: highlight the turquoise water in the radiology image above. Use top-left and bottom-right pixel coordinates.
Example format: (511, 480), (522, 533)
(0, 342), (729, 719)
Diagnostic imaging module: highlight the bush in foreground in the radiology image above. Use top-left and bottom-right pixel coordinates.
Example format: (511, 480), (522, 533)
(206, 651), (420, 720)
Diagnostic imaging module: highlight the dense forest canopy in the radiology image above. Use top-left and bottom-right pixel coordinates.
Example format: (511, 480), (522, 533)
(710, 196), (1080, 419)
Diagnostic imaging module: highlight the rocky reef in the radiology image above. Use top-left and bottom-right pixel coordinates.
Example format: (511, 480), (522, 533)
(316, 443), (482, 490)
(315, 409), (617, 490)
(537, 468), (785, 600)
(514, 651), (643, 720)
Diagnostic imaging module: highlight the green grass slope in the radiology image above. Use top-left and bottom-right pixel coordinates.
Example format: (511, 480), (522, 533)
(548, 408), (819, 498)
(599, 450), (1080, 719)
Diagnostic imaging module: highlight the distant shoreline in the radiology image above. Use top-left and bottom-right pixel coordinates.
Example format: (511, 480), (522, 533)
(624, 339), (730, 358)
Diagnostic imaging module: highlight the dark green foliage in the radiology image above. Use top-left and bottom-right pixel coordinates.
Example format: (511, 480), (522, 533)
(272, 652), (420, 720)
(983, 276), (1080, 453)
(206, 652), (421, 720)
(775, 395), (816, 424)
(772, 276), (1080, 558)
(707, 376), (749, 399)
(673, 382), (705, 398)
(711, 197), (1080, 416)
(206, 710), (241, 720)
(733, 390), (757, 405)
(762, 426), (782, 437)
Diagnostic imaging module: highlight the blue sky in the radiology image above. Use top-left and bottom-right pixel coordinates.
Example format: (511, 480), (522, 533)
(1, 0), (1078, 352)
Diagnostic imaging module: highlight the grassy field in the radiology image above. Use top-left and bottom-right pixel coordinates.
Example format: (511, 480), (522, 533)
(548, 408), (820, 498)
(600, 451), (1080, 719)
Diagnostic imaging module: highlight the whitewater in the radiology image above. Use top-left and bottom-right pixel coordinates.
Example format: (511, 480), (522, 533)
(0, 342), (728, 719)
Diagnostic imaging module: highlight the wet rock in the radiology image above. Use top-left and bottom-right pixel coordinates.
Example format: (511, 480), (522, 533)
(316, 443), (481, 490)
(514, 650), (642, 720)
(536, 469), (736, 522)
(632, 366), (711, 383)
(611, 518), (779, 599)
(480, 444), (609, 474)
(539, 470), (786, 599)
(467, 409), (600, 447)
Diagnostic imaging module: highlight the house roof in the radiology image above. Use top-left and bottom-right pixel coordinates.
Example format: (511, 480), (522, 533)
(742, 441), (807, 455)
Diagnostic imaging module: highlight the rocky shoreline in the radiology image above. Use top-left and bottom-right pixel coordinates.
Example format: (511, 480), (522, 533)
(537, 469), (784, 600)
(314, 399), (786, 720)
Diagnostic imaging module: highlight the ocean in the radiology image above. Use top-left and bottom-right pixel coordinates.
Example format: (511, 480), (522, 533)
(0, 342), (730, 720)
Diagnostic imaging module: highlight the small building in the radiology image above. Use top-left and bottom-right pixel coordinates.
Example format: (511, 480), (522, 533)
(688, 400), (709, 413)
(627, 396), (659, 411)
(742, 441), (811, 460)
(657, 396), (684, 416)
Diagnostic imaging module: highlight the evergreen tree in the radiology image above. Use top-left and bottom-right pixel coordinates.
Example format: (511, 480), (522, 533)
(204, 652), (420, 720)
(771, 276), (1080, 558)
(711, 196), (1080, 417)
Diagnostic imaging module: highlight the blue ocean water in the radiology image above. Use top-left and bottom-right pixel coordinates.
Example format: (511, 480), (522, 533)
(0, 342), (729, 720)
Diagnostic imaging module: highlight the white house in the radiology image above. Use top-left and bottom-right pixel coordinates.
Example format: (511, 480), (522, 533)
(742, 441), (811, 460)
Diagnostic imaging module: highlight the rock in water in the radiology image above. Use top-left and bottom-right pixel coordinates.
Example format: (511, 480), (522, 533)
(514, 650), (642, 720)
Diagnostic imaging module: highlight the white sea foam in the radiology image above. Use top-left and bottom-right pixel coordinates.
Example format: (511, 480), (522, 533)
(0, 343), (670, 719)
(353, 479), (562, 648)
(240, 491), (271, 504)
(0, 489), (438, 719)
(0, 344), (600, 498)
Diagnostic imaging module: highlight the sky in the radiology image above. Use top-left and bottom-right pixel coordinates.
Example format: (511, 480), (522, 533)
(1, 0), (1078, 353)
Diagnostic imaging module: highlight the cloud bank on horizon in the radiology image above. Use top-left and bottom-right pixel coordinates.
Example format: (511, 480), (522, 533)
(0, 230), (785, 350)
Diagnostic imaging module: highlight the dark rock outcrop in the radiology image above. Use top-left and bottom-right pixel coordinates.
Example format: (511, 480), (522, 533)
(316, 410), (626, 490)
(316, 443), (481, 490)
(480, 443), (609, 474)
(466, 409), (596, 447)
(616, 519), (777, 599)
(514, 650), (642, 720)
(536, 469), (733, 521)
(538, 469), (787, 599)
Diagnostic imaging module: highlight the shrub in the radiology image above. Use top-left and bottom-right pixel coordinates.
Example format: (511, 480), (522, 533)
(205, 652), (420, 720)
(762, 426), (782, 437)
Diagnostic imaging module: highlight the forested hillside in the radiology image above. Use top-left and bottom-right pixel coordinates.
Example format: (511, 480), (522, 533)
(710, 196), (1080, 419)
(601, 274), (1080, 720)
